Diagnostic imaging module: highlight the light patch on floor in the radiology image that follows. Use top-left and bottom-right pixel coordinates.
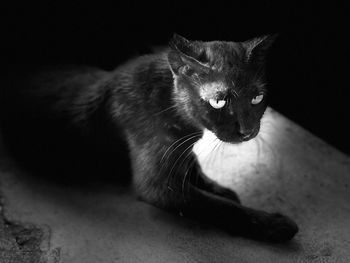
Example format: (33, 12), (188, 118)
(1, 107), (350, 262)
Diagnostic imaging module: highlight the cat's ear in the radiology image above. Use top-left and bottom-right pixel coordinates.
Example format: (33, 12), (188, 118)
(169, 34), (193, 55)
(167, 34), (210, 76)
(242, 34), (277, 65)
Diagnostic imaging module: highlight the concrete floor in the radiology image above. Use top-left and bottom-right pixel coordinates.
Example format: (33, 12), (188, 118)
(1, 107), (350, 263)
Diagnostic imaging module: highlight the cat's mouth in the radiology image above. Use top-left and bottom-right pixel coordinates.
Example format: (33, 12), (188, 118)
(241, 129), (259, 142)
(215, 128), (259, 144)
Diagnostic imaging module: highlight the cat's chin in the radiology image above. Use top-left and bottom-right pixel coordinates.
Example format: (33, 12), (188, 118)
(216, 136), (245, 144)
(217, 132), (259, 144)
(227, 139), (247, 144)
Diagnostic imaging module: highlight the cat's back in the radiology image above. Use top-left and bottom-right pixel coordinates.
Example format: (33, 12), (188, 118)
(110, 51), (171, 91)
(106, 52), (173, 118)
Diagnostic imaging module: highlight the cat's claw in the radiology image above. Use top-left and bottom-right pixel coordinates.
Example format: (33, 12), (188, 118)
(248, 212), (299, 243)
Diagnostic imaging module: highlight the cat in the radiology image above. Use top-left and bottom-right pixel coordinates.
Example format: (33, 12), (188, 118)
(0, 34), (298, 242)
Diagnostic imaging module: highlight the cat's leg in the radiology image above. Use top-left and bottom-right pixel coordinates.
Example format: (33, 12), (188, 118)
(185, 183), (298, 243)
(130, 140), (298, 243)
(190, 162), (241, 203)
(183, 156), (298, 242)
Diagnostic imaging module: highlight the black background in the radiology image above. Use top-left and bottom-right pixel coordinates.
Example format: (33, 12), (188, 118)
(2, 1), (350, 155)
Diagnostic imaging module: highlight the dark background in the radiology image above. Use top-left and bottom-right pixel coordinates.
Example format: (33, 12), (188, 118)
(2, 1), (350, 155)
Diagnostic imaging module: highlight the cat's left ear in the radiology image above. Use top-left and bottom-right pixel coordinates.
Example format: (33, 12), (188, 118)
(242, 34), (278, 65)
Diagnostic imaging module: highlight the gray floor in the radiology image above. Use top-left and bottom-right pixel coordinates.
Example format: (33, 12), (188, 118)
(1, 108), (350, 263)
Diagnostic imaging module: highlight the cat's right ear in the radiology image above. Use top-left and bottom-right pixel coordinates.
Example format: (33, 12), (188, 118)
(242, 34), (278, 66)
(167, 34), (210, 76)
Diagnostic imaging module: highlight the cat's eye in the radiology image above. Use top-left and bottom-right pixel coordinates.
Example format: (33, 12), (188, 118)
(209, 99), (226, 109)
(251, 94), (264, 105)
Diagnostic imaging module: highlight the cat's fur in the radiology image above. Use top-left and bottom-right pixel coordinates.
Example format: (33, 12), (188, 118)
(0, 34), (298, 242)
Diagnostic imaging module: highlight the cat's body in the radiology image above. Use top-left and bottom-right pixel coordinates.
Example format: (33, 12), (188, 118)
(0, 35), (298, 242)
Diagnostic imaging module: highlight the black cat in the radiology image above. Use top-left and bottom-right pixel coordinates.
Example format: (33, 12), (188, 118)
(0, 34), (298, 242)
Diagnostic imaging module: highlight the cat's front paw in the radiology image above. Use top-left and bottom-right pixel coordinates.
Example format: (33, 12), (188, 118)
(249, 212), (299, 243)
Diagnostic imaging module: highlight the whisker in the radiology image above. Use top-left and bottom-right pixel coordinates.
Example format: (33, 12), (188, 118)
(204, 138), (221, 170)
(180, 137), (219, 202)
(210, 139), (223, 169)
(158, 132), (201, 189)
(231, 81), (239, 98)
(167, 140), (198, 190)
(189, 137), (220, 189)
(220, 142), (226, 167)
(160, 131), (202, 165)
(180, 148), (198, 204)
(164, 134), (202, 164)
(216, 141), (224, 166)
(180, 138), (214, 197)
(152, 105), (178, 117)
(163, 135), (201, 169)
(206, 139), (219, 169)
(165, 134), (202, 188)
(183, 138), (224, 201)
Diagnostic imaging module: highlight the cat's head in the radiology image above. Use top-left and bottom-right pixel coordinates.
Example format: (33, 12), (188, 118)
(167, 34), (276, 143)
